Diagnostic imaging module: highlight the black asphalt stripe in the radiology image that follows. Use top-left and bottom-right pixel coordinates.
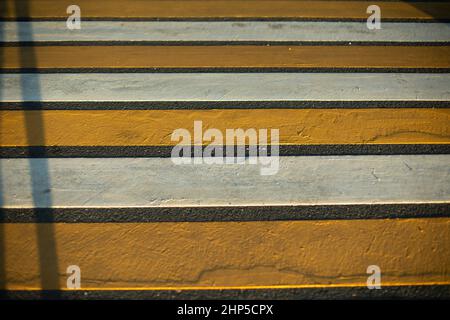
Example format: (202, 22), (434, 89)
(1, 285), (449, 300)
(3, 68), (450, 73)
(1, 145), (450, 159)
(2, 41), (450, 46)
(2, 101), (450, 110)
(1, 203), (449, 223)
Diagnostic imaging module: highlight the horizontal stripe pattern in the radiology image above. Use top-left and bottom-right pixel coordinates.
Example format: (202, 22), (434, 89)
(2, 0), (450, 299)
(1, 156), (449, 208)
(2, 22), (450, 43)
(2, 46), (450, 70)
(1, 109), (450, 146)
(2, 73), (450, 102)
(1, 218), (449, 290)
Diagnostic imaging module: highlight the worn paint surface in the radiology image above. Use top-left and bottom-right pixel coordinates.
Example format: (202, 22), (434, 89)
(1, 156), (449, 208)
(2, 1), (449, 20)
(1, 109), (450, 146)
(3, 22), (450, 43)
(2, 73), (450, 102)
(1, 0), (449, 299)
(1, 218), (449, 290)
(4, 46), (450, 69)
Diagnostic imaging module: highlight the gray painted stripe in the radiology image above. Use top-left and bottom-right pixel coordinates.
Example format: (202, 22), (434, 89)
(1, 21), (450, 43)
(1, 155), (449, 208)
(2, 73), (450, 102)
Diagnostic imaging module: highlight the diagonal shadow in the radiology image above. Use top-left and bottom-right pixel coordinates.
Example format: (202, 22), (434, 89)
(12, 0), (61, 297)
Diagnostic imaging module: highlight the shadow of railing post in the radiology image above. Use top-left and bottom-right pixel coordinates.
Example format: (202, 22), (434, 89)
(13, 0), (61, 298)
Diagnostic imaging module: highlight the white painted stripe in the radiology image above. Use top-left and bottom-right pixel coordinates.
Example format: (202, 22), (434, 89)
(1, 73), (449, 102)
(2, 22), (450, 42)
(1, 156), (449, 208)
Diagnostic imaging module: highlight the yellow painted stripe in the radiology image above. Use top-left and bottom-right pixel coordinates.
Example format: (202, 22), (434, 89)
(3, 46), (450, 69)
(2, 1), (449, 20)
(1, 109), (449, 147)
(1, 218), (449, 290)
